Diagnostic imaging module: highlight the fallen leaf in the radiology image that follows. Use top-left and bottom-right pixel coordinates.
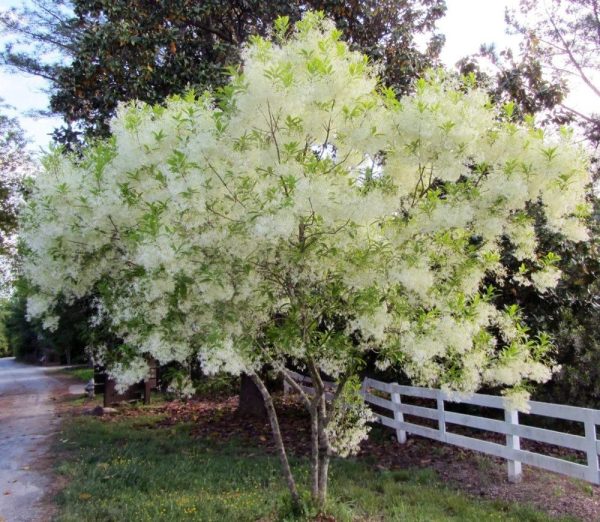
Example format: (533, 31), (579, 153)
(79, 492), (92, 500)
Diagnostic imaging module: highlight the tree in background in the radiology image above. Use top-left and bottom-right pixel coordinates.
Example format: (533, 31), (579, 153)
(0, 102), (27, 237)
(457, 46), (568, 127)
(501, 0), (600, 407)
(3, 276), (93, 364)
(21, 14), (591, 508)
(506, 0), (600, 142)
(457, 0), (600, 407)
(0, 103), (31, 357)
(0, 104), (95, 362)
(0, 300), (11, 357)
(1, 0), (446, 148)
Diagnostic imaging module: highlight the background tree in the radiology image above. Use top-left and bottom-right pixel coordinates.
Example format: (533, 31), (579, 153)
(501, 0), (600, 408)
(506, 0), (600, 142)
(456, 0), (600, 407)
(0, 102), (32, 307)
(1, 0), (446, 148)
(0, 102), (28, 250)
(0, 299), (11, 357)
(457, 46), (569, 127)
(0, 103), (93, 362)
(3, 277), (93, 364)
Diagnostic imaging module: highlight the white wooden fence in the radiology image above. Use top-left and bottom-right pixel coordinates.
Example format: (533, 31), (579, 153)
(284, 371), (600, 485)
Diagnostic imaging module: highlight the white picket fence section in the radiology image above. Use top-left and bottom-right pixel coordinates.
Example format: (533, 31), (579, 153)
(284, 371), (600, 485)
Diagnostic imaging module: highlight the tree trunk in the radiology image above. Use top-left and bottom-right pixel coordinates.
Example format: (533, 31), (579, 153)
(317, 443), (330, 508)
(309, 401), (320, 500)
(249, 372), (300, 509)
(238, 373), (267, 417)
(305, 359), (335, 509)
(317, 393), (330, 509)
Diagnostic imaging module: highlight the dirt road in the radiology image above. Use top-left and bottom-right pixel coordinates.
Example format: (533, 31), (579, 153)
(0, 357), (62, 522)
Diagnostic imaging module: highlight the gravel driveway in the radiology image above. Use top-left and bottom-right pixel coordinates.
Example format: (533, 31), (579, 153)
(0, 357), (62, 522)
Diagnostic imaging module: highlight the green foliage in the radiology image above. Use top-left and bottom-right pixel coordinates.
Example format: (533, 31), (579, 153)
(1, 0), (446, 148)
(529, 202), (600, 407)
(19, 12), (592, 506)
(53, 412), (574, 521)
(455, 0), (600, 407)
(62, 366), (94, 382)
(3, 279), (91, 364)
(0, 101), (30, 297)
(4, 280), (44, 361)
(0, 299), (11, 357)
(194, 373), (240, 397)
(458, 47), (568, 128)
(0, 101), (28, 244)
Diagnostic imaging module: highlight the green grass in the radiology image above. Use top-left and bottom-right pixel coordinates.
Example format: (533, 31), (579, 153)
(52, 413), (578, 522)
(61, 366), (94, 383)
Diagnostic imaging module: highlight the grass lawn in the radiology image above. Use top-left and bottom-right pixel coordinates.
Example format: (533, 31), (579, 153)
(60, 366), (94, 383)
(51, 409), (578, 522)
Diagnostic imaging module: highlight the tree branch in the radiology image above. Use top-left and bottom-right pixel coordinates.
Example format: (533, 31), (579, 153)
(546, 11), (600, 98)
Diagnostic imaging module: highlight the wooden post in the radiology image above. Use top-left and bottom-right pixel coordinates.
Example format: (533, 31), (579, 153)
(359, 378), (368, 399)
(144, 379), (151, 405)
(437, 395), (446, 442)
(584, 418), (600, 485)
(505, 409), (522, 483)
(391, 390), (407, 444)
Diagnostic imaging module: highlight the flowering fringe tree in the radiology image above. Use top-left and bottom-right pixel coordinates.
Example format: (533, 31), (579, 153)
(21, 13), (591, 508)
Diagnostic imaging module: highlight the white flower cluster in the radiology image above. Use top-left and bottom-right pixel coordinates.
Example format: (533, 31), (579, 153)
(166, 375), (196, 400)
(20, 11), (591, 450)
(325, 383), (375, 457)
(107, 357), (150, 394)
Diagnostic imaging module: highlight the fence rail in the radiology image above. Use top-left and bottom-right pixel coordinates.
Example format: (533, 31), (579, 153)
(284, 371), (600, 485)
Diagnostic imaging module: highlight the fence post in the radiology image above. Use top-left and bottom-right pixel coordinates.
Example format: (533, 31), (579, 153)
(359, 379), (368, 398)
(584, 417), (600, 485)
(437, 394), (446, 442)
(391, 389), (407, 444)
(505, 409), (522, 483)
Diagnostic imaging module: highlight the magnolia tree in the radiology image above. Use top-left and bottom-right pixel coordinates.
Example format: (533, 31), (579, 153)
(21, 13), (591, 509)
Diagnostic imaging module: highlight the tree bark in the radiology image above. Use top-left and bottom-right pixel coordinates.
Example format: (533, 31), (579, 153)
(306, 359), (334, 509)
(317, 392), (331, 509)
(309, 400), (320, 500)
(248, 372), (300, 508)
(317, 449), (330, 508)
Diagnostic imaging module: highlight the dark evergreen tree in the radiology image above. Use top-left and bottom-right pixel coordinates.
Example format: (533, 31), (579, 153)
(1, 0), (446, 148)
(458, 0), (600, 407)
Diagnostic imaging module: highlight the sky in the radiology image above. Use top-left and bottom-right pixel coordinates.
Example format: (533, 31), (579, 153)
(438, 0), (520, 66)
(0, 0), (594, 155)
